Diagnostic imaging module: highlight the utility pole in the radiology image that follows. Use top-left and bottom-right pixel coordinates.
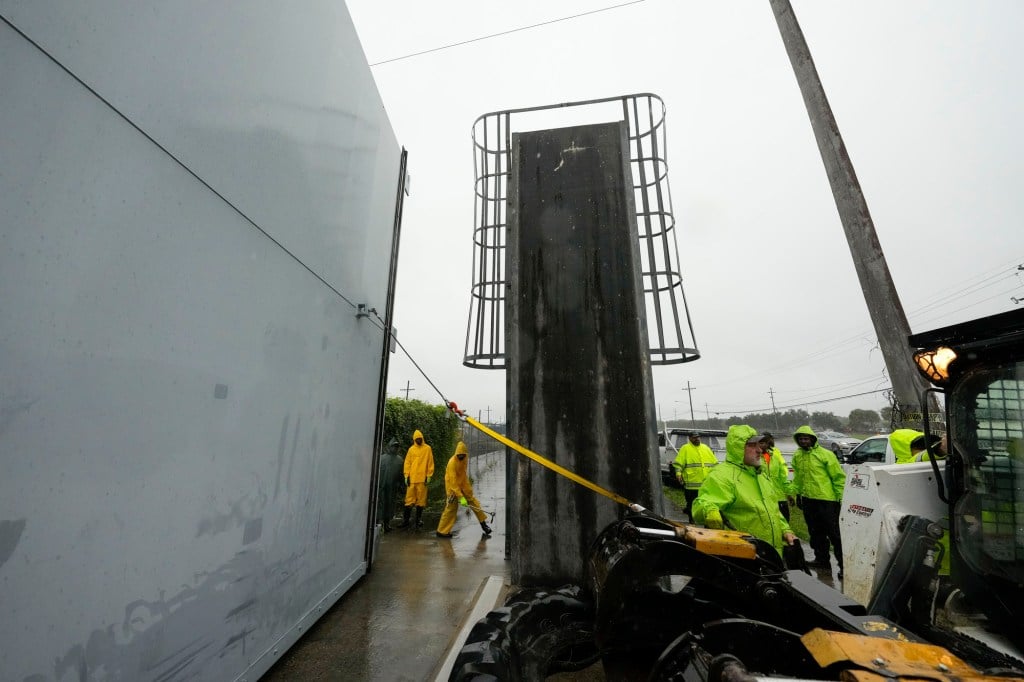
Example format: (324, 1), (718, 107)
(683, 381), (696, 424)
(704, 402), (711, 425)
(769, 0), (933, 427)
(768, 387), (781, 431)
(485, 406), (492, 424)
(401, 380), (415, 400)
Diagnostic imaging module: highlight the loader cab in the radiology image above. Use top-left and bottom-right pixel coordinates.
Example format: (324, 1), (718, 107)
(911, 307), (1024, 646)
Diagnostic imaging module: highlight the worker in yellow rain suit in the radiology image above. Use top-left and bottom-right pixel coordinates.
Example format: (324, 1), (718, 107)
(397, 429), (434, 529)
(436, 441), (492, 538)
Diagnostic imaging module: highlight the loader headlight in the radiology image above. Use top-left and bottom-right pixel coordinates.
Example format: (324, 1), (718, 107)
(913, 346), (957, 384)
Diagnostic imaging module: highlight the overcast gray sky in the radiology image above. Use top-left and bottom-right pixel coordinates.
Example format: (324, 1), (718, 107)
(346, 0), (1023, 426)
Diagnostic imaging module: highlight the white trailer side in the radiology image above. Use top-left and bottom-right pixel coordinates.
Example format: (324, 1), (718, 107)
(0, 3), (404, 679)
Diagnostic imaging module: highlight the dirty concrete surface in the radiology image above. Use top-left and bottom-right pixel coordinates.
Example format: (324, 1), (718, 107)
(263, 451), (843, 681)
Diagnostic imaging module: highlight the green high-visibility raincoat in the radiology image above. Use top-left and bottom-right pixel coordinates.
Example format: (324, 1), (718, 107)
(890, 429), (923, 465)
(761, 446), (794, 503)
(791, 426), (845, 501)
(673, 442), (718, 489)
(692, 425), (792, 555)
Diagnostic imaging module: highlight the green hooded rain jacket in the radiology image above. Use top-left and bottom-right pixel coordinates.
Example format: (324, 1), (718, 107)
(890, 428), (923, 465)
(761, 446), (794, 503)
(692, 425), (793, 555)
(791, 426), (845, 501)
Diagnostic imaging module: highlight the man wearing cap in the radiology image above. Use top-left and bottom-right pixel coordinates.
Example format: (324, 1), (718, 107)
(673, 433), (719, 519)
(691, 424), (797, 558)
(759, 432), (795, 522)
(792, 425), (846, 575)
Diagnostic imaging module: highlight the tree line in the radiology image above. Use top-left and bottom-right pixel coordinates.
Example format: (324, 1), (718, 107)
(664, 407), (892, 436)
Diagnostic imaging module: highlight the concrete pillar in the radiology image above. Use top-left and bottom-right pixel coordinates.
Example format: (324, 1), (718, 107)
(506, 121), (662, 586)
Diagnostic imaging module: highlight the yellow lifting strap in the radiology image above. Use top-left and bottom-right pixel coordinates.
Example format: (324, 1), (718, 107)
(458, 410), (640, 512)
(454, 405), (759, 561)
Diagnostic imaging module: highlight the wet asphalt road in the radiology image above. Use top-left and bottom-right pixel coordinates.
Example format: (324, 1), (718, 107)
(262, 451), (509, 682)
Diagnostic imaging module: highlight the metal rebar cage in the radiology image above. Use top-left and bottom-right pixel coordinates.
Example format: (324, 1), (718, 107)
(464, 93), (699, 369)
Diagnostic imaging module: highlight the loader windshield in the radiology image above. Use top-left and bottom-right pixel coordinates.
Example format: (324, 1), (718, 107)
(949, 358), (1024, 584)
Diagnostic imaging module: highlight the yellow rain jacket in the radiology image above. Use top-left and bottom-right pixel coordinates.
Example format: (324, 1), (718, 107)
(404, 429), (435, 483)
(444, 442), (475, 498)
(437, 442), (487, 534)
(673, 441), (718, 490)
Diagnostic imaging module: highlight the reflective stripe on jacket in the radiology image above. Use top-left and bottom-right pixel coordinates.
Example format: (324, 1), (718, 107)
(673, 443), (718, 489)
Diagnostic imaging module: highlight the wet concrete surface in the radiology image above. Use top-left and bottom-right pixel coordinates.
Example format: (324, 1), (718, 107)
(263, 453), (844, 681)
(262, 451), (510, 682)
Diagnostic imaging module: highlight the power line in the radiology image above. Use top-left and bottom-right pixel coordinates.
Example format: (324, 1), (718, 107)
(709, 388), (890, 416)
(369, 0), (647, 66)
(908, 268), (1021, 320)
(911, 284), (1024, 329)
(771, 375), (884, 395)
(905, 256), (1023, 315)
(697, 258), (1023, 392)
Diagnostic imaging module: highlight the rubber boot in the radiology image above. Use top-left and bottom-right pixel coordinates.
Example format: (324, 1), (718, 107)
(414, 506), (424, 529)
(480, 522), (492, 536)
(396, 506), (411, 529)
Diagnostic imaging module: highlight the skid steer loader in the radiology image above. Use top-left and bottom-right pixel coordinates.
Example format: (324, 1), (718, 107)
(451, 308), (1024, 681)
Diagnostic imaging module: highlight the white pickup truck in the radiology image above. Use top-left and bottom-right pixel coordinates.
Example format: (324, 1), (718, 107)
(841, 434), (895, 468)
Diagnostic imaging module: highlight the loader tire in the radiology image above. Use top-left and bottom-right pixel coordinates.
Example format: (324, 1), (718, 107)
(448, 585), (599, 681)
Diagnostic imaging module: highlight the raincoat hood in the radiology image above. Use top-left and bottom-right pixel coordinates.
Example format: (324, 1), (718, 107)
(725, 424), (759, 466)
(455, 441), (469, 456)
(793, 425), (818, 448)
(404, 430), (435, 483)
(890, 429), (923, 464)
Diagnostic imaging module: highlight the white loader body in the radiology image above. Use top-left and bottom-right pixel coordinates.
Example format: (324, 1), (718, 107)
(840, 462), (945, 606)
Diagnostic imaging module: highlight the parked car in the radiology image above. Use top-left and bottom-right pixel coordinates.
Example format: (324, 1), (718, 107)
(815, 430), (862, 456)
(659, 428), (727, 487)
(842, 434), (891, 466)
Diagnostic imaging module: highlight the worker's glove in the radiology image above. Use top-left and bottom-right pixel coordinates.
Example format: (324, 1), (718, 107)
(705, 509), (724, 530)
(459, 496), (468, 506)
(676, 474), (683, 484)
(426, 476), (432, 484)
(404, 476), (410, 486)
